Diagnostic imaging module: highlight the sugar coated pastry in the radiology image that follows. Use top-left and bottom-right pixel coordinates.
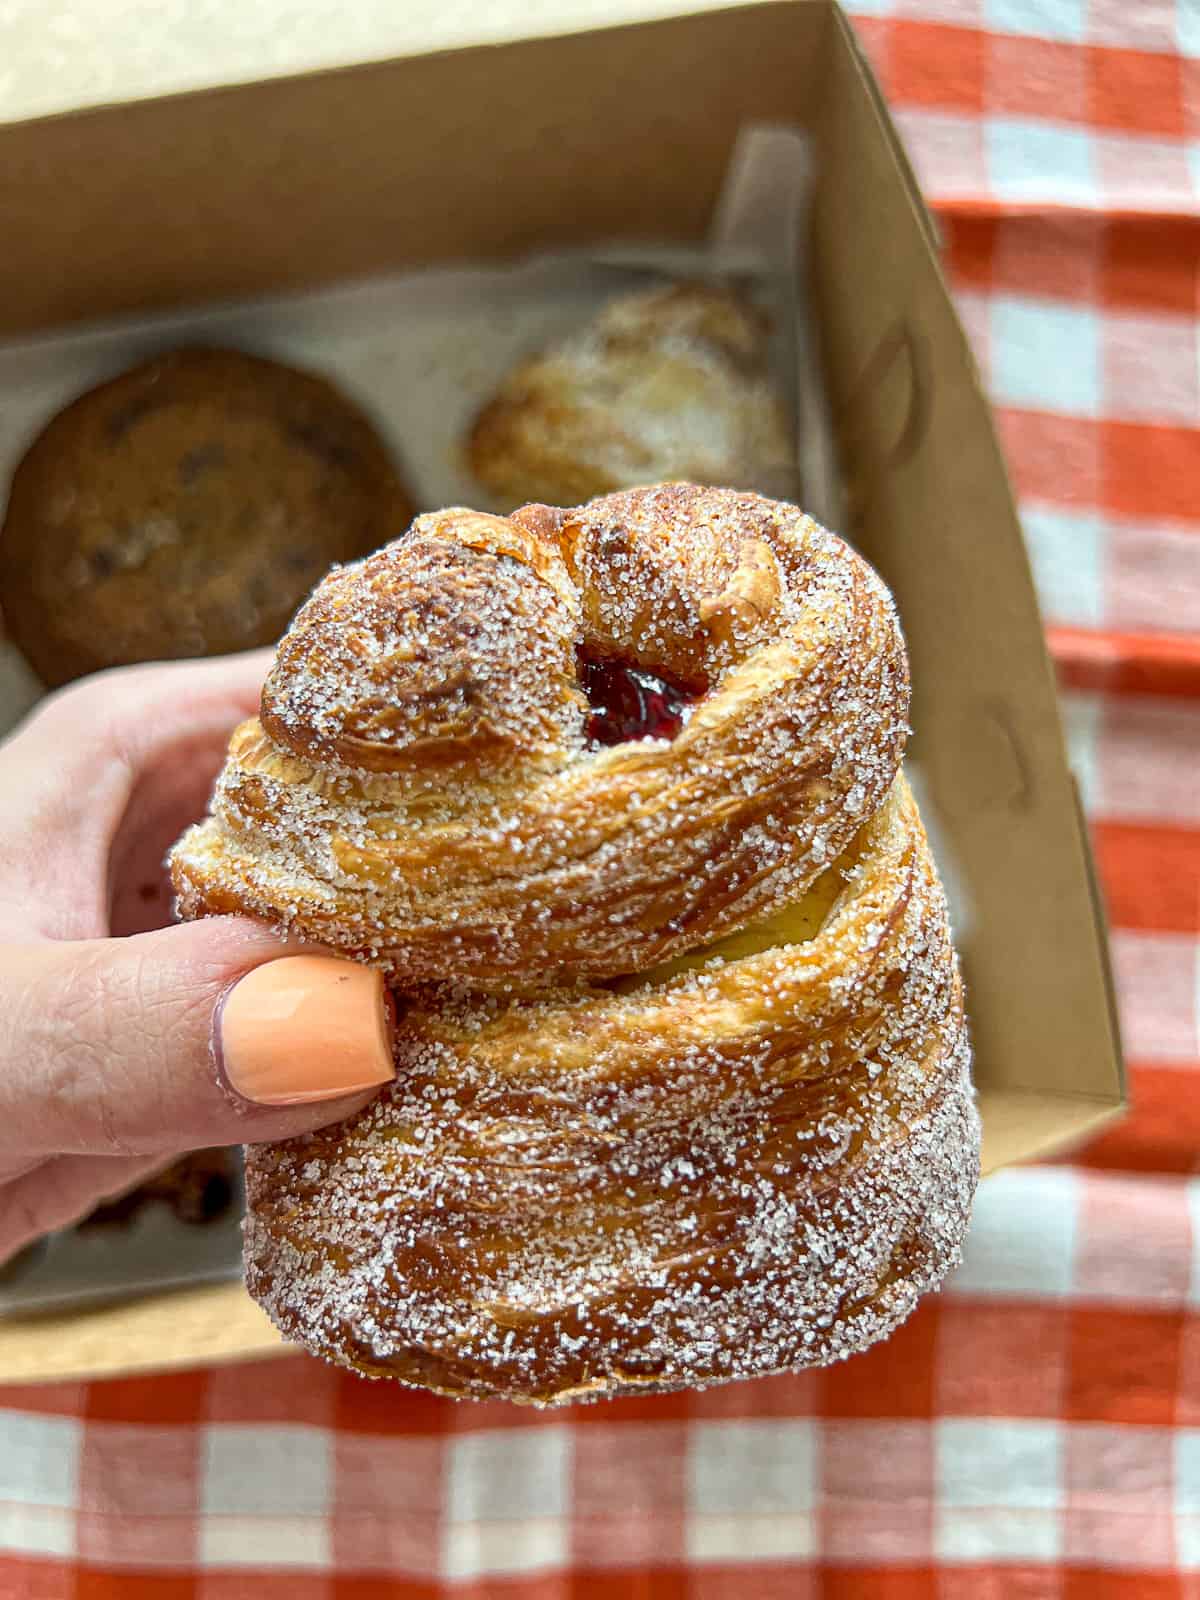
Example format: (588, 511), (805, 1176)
(467, 283), (798, 508)
(0, 347), (413, 686)
(171, 483), (978, 1405)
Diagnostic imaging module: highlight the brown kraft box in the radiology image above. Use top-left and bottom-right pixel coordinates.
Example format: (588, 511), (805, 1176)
(0, 0), (1124, 1381)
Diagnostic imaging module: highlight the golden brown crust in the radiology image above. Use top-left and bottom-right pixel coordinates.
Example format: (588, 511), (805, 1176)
(173, 485), (910, 986)
(243, 778), (975, 1404)
(0, 347), (413, 686)
(467, 283), (798, 509)
(170, 482), (978, 1404)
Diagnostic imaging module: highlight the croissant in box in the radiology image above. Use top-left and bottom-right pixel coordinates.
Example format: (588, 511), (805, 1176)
(171, 482), (979, 1405)
(467, 283), (799, 507)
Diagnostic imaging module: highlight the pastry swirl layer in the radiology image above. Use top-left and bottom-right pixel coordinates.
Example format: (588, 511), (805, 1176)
(171, 483), (979, 1403)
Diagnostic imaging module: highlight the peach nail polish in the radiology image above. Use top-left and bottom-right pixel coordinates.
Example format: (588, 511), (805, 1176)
(218, 955), (394, 1105)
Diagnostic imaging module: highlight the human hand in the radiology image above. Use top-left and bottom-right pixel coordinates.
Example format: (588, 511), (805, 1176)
(0, 652), (395, 1264)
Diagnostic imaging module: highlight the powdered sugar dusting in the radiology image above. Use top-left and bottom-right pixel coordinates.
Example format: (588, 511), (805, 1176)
(170, 483), (979, 1404)
(468, 283), (799, 507)
(173, 486), (912, 989)
(242, 780), (977, 1403)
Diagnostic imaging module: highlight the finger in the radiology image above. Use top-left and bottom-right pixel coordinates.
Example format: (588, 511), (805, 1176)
(0, 918), (394, 1166)
(0, 1152), (170, 1266)
(0, 651), (275, 939)
(1, 649), (274, 804)
(107, 718), (261, 938)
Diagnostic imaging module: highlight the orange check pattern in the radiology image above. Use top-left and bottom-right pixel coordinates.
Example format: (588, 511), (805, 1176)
(1, 3), (1198, 1595)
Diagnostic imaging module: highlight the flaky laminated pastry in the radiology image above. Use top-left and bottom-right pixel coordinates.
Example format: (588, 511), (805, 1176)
(171, 483), (979, 1405)
(467, 283), (798, 508)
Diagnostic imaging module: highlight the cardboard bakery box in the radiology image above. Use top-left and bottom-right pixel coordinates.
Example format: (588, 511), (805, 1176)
(0, 0), (1124, 1382)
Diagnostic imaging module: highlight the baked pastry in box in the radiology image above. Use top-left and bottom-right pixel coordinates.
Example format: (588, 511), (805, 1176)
(468, 284), (798, 508)
(0, 347), (412, 686)
(171, 482), (979, 1405)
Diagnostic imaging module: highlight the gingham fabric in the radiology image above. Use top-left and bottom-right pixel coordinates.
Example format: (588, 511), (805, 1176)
(1, 2), (1198, 1595)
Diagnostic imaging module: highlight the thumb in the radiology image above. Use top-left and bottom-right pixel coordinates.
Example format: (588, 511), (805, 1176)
(0, 919), (395, 1166)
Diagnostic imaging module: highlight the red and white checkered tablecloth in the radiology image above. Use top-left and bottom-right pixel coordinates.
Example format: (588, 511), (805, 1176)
(1, 2), (1198, 1595)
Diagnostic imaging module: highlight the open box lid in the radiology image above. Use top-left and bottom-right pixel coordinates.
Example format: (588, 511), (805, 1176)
(0, 1), (760, 127)
(812, 9), (1125, 1166)
(0, 1), (1124, 1379)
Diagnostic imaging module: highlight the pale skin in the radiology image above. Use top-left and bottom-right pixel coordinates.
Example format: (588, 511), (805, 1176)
(0, 651), (379, 1265)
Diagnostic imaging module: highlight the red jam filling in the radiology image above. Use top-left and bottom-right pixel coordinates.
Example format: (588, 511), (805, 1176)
(579, 653), (697, 747)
